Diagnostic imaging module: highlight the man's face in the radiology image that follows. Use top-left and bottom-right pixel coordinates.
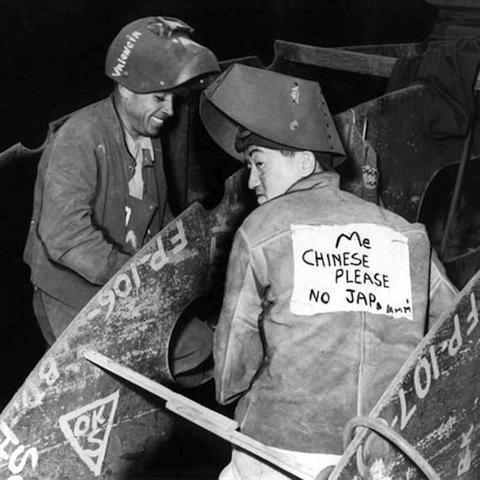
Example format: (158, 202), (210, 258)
(120, 89), (174, 137)
(245, 146), (306, 205)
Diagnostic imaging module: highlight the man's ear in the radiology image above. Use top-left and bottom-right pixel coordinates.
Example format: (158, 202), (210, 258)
(299, 151), (316, 177)
(117, 84), (131, 100)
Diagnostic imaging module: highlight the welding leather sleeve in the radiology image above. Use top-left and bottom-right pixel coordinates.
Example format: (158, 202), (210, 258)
(214, 229), (264, 405)
(38, 135), (130, 286)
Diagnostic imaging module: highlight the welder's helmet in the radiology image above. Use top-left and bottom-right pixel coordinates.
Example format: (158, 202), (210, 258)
(105, 16), (220, 93)
(200, 64), (346, 167)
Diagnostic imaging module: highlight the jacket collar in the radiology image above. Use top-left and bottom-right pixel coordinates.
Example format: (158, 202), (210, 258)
(286, 171), (340, 194)
(105, 94), (128, 145)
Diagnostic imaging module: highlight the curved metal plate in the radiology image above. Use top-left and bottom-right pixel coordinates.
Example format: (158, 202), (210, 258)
(0, 170), (253, 479)
(331, 269), (480, 479)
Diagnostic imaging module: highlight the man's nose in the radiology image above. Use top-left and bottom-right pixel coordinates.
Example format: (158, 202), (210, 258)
(163, 94), (174, 117)
(248, 167), (260, 190)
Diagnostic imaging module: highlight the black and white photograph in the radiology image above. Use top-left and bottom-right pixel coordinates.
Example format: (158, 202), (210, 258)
(0, 1), (479, 479)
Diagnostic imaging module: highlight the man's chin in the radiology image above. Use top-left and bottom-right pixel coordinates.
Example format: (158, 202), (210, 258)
(145, 118), (167, 135)
(145, 125), (162, 137)
(256, 195), (267, 205)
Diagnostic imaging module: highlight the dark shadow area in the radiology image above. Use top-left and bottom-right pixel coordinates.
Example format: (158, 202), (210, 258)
(129, 382), (232, 480)
(0, 147), (45, 408)
(419, 160), (480, 289)
(94, 368), (232, 479)
(168, 298), (216, 390)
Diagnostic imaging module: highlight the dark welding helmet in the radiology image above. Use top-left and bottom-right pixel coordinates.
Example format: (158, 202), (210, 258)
(200, 64), (346, 166)
(105, 16), (220, 93)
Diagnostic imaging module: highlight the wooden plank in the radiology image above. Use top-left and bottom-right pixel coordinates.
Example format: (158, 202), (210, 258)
(220, 55), (264, 70)
(330, 269), (480, 479)
(274, 39), (396, 78)
(339, 42), (422, 57)
(273, 39), (480, 91)
(83, 350), (239, 432)
(84, 350), (319, 480)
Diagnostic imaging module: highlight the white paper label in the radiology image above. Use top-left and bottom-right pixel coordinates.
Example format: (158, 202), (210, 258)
(290, 223), (413, 319)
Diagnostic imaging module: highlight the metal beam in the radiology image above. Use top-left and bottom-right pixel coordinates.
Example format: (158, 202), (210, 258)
(273, 40), (480, 91)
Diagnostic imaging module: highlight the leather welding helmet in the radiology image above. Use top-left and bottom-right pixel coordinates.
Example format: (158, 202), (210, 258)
(200, 64), (346, 166)
(105, 16), (220, 93)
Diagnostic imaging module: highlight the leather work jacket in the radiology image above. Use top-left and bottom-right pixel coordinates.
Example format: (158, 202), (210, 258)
(24, 96), (171, 309)
(214, 171), (457, 454)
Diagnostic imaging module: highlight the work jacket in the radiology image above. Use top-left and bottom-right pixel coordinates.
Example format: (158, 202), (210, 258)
(24, 96), (170, 309)
(214, 171), (457, 454)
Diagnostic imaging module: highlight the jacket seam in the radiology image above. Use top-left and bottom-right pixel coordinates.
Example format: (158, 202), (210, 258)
(357, 311), (365, 416)
(219, 231), (259, 396)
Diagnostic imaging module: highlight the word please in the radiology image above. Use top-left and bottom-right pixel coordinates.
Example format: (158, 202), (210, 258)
(335, 268), (390, 288)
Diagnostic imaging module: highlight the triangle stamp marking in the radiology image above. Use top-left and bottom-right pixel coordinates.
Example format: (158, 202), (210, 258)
(59, 390), (119, 476)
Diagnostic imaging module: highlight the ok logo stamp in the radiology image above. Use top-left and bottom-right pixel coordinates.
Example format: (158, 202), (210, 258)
(59, 391), (119, 476)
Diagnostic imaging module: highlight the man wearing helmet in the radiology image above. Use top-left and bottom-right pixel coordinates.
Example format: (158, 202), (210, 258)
(24, 16), (219, 372)
(200, 64), (457, 479)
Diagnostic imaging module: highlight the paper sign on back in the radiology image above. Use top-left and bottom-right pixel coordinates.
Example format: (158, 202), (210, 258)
(290, 223), (413, 319)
